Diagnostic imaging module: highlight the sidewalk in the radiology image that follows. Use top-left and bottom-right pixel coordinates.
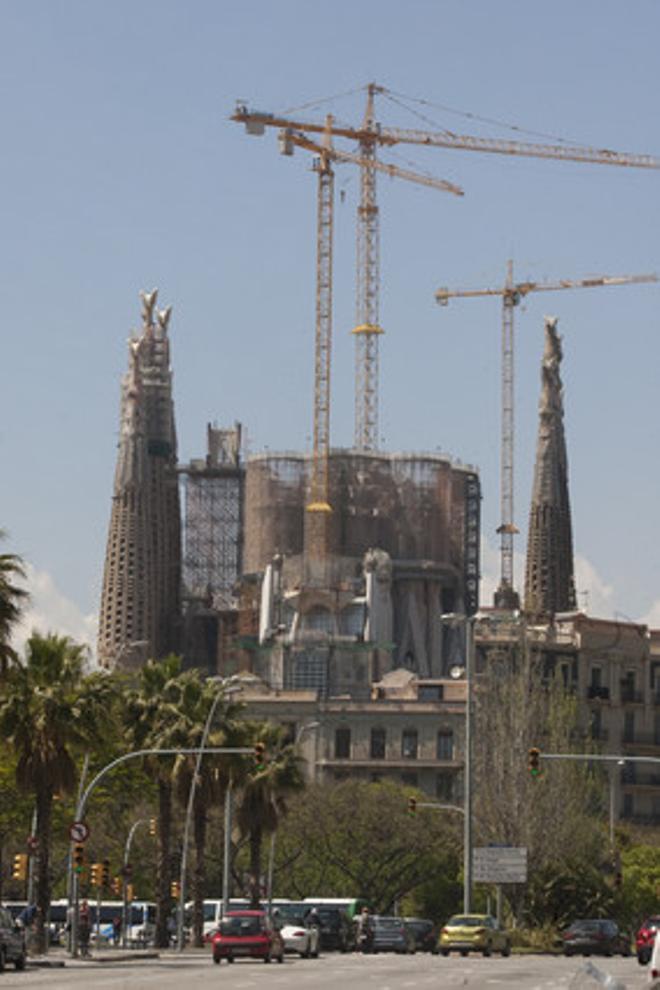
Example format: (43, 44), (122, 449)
(28, 948), (160, 968)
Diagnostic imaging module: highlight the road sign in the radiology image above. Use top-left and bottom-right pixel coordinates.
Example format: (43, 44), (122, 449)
(473, 846), (527, 884)
(69, 821), (90, 843)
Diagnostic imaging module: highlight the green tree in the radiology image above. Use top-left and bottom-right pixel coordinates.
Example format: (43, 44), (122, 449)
(0, 533), (28, 675)
(271, 779), (461, 913)
(0, 632), (116, 951)
(233, 723), (305, 908)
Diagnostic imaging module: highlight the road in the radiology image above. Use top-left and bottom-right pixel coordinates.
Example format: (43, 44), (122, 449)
(0, 950), (649, 988)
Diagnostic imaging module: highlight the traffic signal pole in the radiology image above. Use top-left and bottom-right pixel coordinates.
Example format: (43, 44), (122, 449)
(67, 745), (252, 958)
(121, 819), (146, 948)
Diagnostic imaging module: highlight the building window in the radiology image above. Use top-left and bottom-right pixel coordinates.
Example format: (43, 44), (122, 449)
(401, 729), (418, 759)
(436, 772), (453, 802)
(437, 730), (454, 760)
(590, 665), (602, 689)
(419, 684), (444, 701)
(623, 711), (635, 744)
(622, 793), (633, 819)
(334, 727), (351, 759)
(370, 728), (386, 760)
(401, 771), (418, 788)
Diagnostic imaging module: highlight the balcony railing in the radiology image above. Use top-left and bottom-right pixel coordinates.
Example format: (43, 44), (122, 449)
(622, 732), (660, 747)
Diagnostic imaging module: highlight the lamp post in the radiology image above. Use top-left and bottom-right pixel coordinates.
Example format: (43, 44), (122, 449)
(442, 612), (476, 914)
(266, 720), (320, 909)
(177, 675), (241, 952)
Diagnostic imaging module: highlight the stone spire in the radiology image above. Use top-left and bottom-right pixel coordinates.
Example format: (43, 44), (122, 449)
(524, 316), (576, 620)
(97, 290), (181, 669)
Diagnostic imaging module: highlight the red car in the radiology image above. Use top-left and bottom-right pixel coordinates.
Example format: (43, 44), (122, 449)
(211, 910), (284, 965)
(636, 915), (660, 965)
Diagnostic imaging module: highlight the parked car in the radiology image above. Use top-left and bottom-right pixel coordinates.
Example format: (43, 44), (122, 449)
(439, 914), (511, 957)
(404, 917), (439, 953)
(210, 910), (284, 964)
(307, 906), (355, 952)
(637, 916), (660, 965)
(0, 905), (27, 971)
(273, 904), (320, 958)
(561, 919), (631, 957)
(368, 915), (416, 954)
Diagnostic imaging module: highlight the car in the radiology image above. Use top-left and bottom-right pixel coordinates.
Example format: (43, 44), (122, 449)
(368, 915), (416, 954)
(561, 918), (631, 957)
(404, 917), (439, 953)
(306, 906), (355, 952)
(272, 904), (320, 958)
(637, 916), (660, 965)
(0, 905), (27, 971)
(438, 913), (511, 957)
(210, 910), (284, 964)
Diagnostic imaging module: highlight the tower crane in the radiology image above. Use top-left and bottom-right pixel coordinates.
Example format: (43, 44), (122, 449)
(245, 116), (463, 562)
(233, 84), (660, 452)
(436, 264), (659, 608)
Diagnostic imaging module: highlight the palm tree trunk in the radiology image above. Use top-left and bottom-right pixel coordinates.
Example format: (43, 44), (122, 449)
(155, 778), (172, 949)
(249, 824), (262, 909)
(35, 784), (52, 954)
(192, 791), (206, 947)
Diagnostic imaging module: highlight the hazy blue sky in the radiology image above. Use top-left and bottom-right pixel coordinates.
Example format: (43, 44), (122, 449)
(2, 0), (660, 654)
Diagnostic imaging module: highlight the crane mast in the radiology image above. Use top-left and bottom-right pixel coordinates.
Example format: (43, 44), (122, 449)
(354, 83), (383, 451)
(436, 267), (659, 608)
(305, 150), (334, 561)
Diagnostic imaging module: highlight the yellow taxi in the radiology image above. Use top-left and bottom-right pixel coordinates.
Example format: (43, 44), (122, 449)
(438, 913), (511, 957)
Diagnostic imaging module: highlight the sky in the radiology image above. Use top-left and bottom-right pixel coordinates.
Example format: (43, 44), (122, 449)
(2, 0), (660, 659)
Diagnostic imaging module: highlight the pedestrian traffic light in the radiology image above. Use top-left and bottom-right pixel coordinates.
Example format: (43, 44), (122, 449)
(111, 876), (122, 895)
(148, 817), (157, 836)
(90, 862), (102, 887)
(12, 853), (28, 881)
(102, 859), (110, 887)
(407, 796), (417, 817)
(170, 880), (180, 898)
(73, 844), (85, 873)
(528, 747), (541, 778)
(254, 741), (267, 771)
(125, 883), (134, 902)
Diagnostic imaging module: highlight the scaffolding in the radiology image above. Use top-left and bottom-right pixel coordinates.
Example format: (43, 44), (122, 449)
(181, 423), (244, 610)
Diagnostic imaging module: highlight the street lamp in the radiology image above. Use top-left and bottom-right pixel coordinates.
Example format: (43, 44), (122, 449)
(266, 720), (320, 909)
(177, 674), (241, 951)
(441, 612), (476, 914)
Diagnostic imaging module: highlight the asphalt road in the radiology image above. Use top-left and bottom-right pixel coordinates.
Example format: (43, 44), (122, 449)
(0, 950), (650, 989)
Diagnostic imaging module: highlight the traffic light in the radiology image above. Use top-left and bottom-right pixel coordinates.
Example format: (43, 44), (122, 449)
(125, 883), (134, 902)
(102, 859), (110, 888)
(254, 741), (267, 771)
(528, 747), (541, 778)
(73, 844), (85, 874)
(12, 853), (28, 881)
(90, 862), (102, 887)
(170, 880), (180, 898)
(407, 796), (417, 817)
(149, 817), (157, 837)
(111, 876), (122, 895)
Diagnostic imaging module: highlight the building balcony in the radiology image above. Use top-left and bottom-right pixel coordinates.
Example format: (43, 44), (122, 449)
(620, 688), (644, 704)
(319, 757), (463, 771)
(622, 732), (660, 749)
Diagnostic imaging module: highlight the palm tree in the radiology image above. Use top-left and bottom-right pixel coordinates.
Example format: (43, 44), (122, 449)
(171, 675), (242, 946)
(0, 632), (116, 952)
(233, 723), (306, 908)
(0, 532), (28, 675)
